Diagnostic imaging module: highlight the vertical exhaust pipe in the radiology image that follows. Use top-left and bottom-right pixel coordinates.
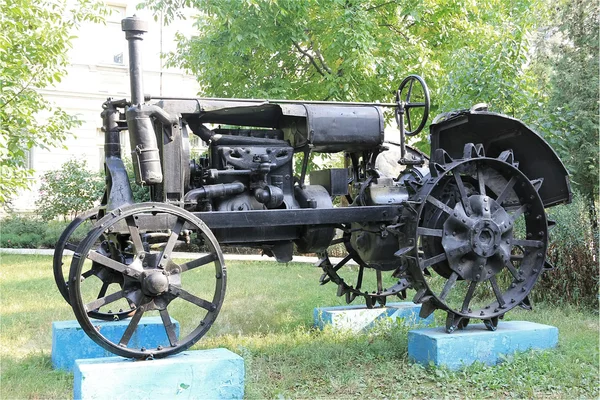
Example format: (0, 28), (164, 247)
(122, 16), (146, 105)
(121, 16), (163, 185)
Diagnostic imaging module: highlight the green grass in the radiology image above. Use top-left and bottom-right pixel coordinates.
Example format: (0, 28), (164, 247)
(0, 254), (598, 399)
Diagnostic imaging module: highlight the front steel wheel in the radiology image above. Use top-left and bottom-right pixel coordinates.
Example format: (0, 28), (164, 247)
(68, 203), (226, 359)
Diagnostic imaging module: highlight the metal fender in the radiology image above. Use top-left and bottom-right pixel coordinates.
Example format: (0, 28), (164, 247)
(430, 110), (571, 207)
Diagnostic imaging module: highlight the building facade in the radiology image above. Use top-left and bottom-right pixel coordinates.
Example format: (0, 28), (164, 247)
(15, 1), (201, 212)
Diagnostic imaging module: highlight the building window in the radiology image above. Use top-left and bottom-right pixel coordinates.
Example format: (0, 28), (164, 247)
(113, 52), (124, 65)
(97, 127), (131, 171)
(24, 148), (34, 170)
(97, 128), (105, 172)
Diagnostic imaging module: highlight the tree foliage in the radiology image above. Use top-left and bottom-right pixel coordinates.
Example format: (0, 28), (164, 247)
(534, 0), (598, 206)
(36, 158), (104, 221)
(146, 0), (597, 203)
(0, 0), (104, 203)
(147, 0), (546, 114)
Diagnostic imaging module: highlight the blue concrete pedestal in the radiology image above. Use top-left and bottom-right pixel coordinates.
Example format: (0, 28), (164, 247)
(52, 317), (179, 371)
(74, 348), (244, 400)
(408, 321), (558, 370)
(314, 302), (434, 332)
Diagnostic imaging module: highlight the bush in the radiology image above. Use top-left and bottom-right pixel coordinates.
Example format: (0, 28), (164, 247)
(0, 216), (69, 248)
(531, 192), (599, 309)
(123, 157), (151, 203)
(35, 158), (104, 221)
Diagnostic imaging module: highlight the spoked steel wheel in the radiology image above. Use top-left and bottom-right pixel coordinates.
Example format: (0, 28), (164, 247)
(317, 225), (411, 308)
(406, 144), (548, 332)
(68, 203), (226, 359)
(54, 209), (100, 303)
(53, 209), (135, 321)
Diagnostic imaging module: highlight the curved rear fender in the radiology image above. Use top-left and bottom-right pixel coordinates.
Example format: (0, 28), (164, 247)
(430, 111), (571, 207)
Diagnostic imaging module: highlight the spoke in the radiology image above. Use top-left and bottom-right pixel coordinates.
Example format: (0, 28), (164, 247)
(159, 217), (186, 267)
(82, 269), (95, 279)
(333, 254), (353, 272)
(405, 102), (426, 108)
(406, 108), (412, 132)
(461, 281), (477, 313)
(160, 309), (179, 347)
(87, 251), (131, 276)
(495, 176), (518, 205)
(510, 254), (524, 261)
(489, 276), (506, 307)
(504, 259), (521, 281)
(477, 164), (486, 196)
(421, 252), (447, 269)
(84, 290), (125, 312)
(426, 195), (454, 215)
(444, 242), (472, 258)
(118, 306), (145, 347)
(355, 265), (364, 290)
(65, 242), (77, 252)
(452, 170), (472, 215)
(417, 227), (443, 237)
(169, 286), (215, 311)
(125, 216), (145, 254)
(179, 253), (217, 273)
(439, 272), (458, 300)
(97, 282), (109, 299)
(405, 78), (414, 102)
(330, 237), (345, 246)
(510, 204), (528, 222)
(511, 239), (544, 248)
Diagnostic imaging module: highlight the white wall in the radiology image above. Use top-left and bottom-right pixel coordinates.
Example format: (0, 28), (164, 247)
(13, 1), (201, 212)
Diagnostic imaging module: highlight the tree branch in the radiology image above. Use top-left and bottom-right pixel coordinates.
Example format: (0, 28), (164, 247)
(380, 24), (409, 41)
(311, 42), (333, 74)
(292, 40), (327, 77)
(0, 61), (43, 109)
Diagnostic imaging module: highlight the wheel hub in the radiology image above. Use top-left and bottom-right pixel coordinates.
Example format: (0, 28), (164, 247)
(442, 195), (513, 282)
(142, 270), (169, 296)
(470, 219), (501, 257)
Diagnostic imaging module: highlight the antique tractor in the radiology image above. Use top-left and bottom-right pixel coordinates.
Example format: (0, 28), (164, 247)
(53, 17), (571, 360)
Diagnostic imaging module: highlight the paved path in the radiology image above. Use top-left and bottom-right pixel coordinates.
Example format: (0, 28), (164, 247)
(0, 248), (357, 265)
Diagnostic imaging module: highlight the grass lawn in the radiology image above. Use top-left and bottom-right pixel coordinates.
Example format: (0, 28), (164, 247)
(0, 254), (598, 399)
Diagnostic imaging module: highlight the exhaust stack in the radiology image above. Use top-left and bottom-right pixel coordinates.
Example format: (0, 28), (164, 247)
(121, 16), (164, 185)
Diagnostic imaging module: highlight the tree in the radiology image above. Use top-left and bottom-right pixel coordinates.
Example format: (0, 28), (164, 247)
(0, 0), (104, 203)
(146, 0), (547, 112)
(544, 0), (598, 206)
(522, 0), (599, 233)
(35, 158), (104, 221)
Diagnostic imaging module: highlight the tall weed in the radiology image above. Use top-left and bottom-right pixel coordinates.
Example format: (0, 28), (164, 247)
(532, 192), (599, 309)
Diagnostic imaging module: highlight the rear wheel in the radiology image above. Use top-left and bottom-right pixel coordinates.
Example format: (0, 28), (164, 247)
(404, 144), (548, 332)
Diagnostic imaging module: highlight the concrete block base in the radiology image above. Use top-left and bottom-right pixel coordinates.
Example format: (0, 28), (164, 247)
(408, 321), (559, 370)
(314, 302), (434, 332)
(73, 348), (244, 400)
(52, 317), (179, 371)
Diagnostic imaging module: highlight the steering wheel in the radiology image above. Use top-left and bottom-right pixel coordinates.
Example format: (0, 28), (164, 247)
(395, 75), (430, 137)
